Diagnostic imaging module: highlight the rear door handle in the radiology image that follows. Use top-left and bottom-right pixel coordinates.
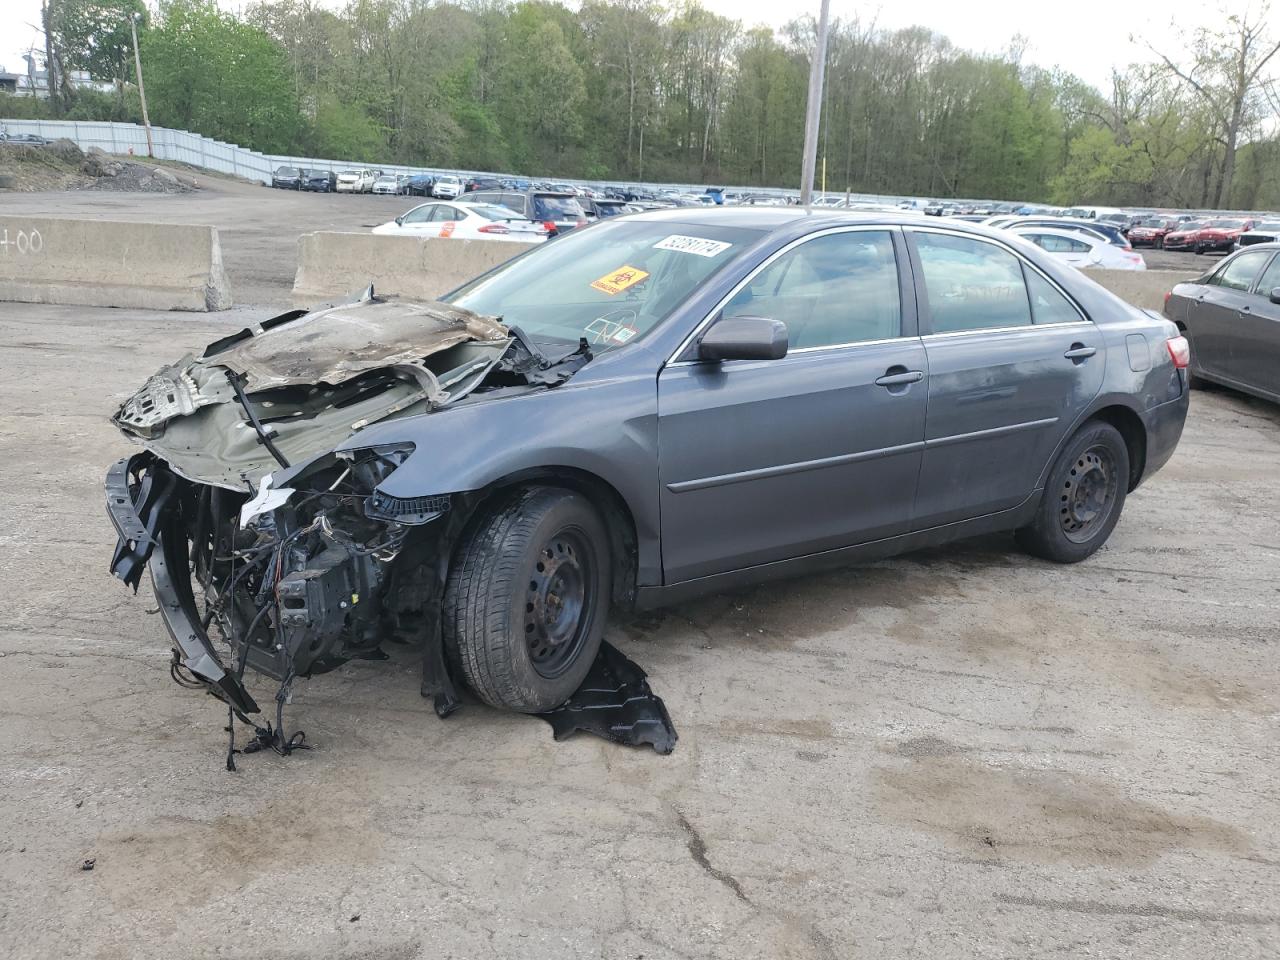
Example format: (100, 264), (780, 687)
(874, 370), (924, 387)
(1063, 345), (1097, 360)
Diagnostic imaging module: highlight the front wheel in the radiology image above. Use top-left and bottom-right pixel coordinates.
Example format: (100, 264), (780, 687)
(443, 487), (611, 712)
(1016, 421), (1130, 563)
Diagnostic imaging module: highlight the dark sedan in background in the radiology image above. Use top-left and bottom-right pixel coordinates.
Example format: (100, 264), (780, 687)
(270, 165), (304, 189)
(1165, 242), (1280, 403)
(107, 209), (1189, 724)
(302, 169), (337, 192)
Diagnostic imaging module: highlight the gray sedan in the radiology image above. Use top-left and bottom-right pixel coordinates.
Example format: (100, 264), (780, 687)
(1164, 242), (1280, 404)
(106, 209), (1190, 723)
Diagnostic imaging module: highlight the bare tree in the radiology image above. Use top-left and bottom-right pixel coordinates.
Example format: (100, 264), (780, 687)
(1143, 3), (1280, 206)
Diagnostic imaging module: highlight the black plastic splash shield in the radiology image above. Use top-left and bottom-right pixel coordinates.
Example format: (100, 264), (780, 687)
(538, 641), (677, 754)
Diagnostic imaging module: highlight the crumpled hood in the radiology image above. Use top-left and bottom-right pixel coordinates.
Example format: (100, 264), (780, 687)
(112, 296), (512, 490)
(210, 299), (507, 389)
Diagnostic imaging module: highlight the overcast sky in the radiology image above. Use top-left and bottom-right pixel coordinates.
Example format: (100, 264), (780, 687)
(0, 0), (1245, 93)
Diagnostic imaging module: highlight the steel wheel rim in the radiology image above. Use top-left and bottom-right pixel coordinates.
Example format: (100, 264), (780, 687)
(524, 528), (594, 678)
(1059, 445), (1118, 543)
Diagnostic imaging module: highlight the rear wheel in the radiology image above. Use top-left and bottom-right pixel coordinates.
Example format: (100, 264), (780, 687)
(443, 487), (611, 712)
(1016, 421), (1130, 564)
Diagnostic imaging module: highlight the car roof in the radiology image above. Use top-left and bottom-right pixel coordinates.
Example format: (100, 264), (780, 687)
(619, 205), (979, 232)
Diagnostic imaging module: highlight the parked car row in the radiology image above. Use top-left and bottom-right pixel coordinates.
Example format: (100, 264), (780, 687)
(265, 162), (1279, 256)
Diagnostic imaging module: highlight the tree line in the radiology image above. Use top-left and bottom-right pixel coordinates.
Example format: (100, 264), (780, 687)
(8, 0), (1280, 208)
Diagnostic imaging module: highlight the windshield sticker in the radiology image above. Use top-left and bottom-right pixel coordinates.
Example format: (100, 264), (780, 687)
(653, 235), (733, 258)
(584, 317), (638, 344)
(590, 266), (649, 296)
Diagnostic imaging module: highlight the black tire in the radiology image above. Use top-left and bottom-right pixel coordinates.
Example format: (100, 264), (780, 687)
(1016, 421), (1130, 564)
(443, 487), (611, 712)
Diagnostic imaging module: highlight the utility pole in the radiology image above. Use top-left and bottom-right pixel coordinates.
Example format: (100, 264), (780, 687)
(798, 0), (831, 206)
(129, 12), (153, 158)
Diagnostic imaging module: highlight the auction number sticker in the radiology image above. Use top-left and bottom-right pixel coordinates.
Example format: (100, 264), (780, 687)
(653, 235), (732, 257)
(590, 265), (649, 296)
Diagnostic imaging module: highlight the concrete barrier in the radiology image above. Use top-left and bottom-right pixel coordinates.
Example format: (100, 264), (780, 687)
(0, 216), (231, 311)
(292, 232), (523, 306)
(1089, 268), (1200, 312)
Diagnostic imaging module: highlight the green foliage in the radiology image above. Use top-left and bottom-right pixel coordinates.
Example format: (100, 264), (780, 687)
(141, 0), (302, 153)
(19, 0), (1280, 205)
(52, 0), (148, 92)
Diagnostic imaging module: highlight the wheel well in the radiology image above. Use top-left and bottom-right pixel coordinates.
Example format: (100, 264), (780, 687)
(464, 467), (639, 610)
(1090, 405), (1146, 490)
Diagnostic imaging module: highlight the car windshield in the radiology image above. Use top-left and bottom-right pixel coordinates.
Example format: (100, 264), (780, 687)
(275, 167), (295, 175)
(1208, 219), (1245, 229)
(444, 219), (761, 351)
(376, 175), (396, 182)
(340, 170), (360, 176)
(1179, 222), (1207, 231)
(1138, 219), (1167, 227)
(1255, 221), (1280, 231)
(533, 195), (586, 220)
(306, 170), (326, 177)
(439, 176), (459, 184)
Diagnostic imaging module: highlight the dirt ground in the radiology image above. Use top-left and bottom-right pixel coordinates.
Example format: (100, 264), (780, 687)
(0, 185), (1277, 959)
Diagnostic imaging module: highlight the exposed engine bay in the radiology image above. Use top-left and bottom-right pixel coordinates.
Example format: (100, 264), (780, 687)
(104, 294), (679, 766)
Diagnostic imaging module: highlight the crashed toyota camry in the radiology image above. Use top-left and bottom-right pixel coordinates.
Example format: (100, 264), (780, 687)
(107, 208), (1190, 748)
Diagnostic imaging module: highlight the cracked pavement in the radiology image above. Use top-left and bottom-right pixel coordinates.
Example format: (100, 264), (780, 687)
(1, 295), (1279, 959)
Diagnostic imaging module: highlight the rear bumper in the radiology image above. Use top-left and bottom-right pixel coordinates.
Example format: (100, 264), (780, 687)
(1138, 382), (1190, 486)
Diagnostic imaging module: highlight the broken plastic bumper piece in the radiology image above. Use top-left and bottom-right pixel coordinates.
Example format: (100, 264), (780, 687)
(105, 453), (260, 717)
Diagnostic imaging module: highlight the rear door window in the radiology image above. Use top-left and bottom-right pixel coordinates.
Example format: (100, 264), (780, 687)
(1209, 251), (1271, 291)
(914, 232), (1032, 333)
(1250, 255), (1280, 297)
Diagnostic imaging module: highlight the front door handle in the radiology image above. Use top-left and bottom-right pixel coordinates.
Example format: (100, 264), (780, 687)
(874, 369), (924, 387)
(1063, 344), (1097, 361)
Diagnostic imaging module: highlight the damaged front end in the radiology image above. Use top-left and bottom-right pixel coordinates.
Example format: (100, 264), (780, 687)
(105, 295), (591, 756)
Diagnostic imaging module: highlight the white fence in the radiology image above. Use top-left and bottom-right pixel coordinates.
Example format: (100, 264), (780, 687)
(0, 117), (780, 197)
(0, 118), (485, 185)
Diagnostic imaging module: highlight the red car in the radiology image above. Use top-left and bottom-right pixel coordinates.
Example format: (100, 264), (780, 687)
(1127, 218), (1180, 249)
(1162, 221), (1208, 252)
(1192, 218), (1255, 254)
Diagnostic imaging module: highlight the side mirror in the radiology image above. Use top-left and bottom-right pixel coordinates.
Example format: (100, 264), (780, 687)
(1270, 287), (1280, 305)
(394, 216), (404, 226)
(698, 316), (788, 362)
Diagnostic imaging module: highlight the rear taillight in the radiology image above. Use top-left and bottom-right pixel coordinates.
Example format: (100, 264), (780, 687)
(1163, 290), (1172, 308)
(1123, 244), (1133, 251)
(542, 220), (557, 232)
(1167, 335), (1190, 369)
(477, 224), (509, 234)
